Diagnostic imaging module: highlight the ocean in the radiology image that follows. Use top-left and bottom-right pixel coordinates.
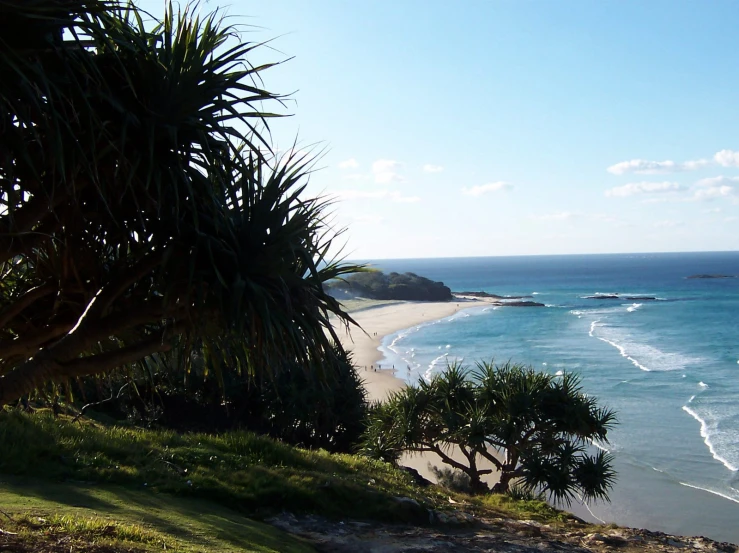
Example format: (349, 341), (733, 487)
(369, 252), (739, 542)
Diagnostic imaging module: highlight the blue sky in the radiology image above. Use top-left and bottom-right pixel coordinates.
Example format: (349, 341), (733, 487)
(142, 0), (739, 258)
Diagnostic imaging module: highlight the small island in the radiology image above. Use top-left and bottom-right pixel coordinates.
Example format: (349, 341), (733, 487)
(325, 270), (453, 301)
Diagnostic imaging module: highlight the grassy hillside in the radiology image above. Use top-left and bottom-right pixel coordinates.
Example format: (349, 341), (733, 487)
(0, 410), (570, 551)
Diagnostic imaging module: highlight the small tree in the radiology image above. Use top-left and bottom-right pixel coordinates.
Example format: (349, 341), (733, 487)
(361, 362), (617, 504)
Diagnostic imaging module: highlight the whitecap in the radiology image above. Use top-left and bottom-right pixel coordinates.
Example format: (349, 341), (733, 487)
(445, 344), (451, 349)
(596, 336), (651, 371)
(699, 381), (709, 388)
(679, 482), (739, 505)
(626, 303), (642, 312)
(682, 405), (739, 472)
(689, 395), (696, 403)
(532, 292), (539, 295)
(555, 370), (564, 376)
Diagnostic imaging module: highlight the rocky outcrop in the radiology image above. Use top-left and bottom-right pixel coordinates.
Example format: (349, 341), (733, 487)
(455, 291), (533, 300)
(687, 274), (736, 279)
(268, 511), (738, 553)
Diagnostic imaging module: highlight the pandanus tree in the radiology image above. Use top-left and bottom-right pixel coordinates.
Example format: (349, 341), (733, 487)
(361, 362), (617, 504)
(0, 0), (359, 405)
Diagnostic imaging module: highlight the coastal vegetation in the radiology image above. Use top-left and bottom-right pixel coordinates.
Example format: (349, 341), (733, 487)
(361, 362), (617, 504)
(0, 0), (359, 406)
(326, 270), (452, 301)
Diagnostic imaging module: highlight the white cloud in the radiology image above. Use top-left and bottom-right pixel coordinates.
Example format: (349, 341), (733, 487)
(605, 181), (682, 197)
(372, 159), (405, 183)
(341, 174), (370, 182)
(653, 220), (683, 228)
(338, 158), (359, 169)
(422, 164), (444, 173)
(607, 159), (709, 175)
(703, 207), (722, 214)
(693, 185), (736, 200)
(461, 181), (512, 196)
(725, 216), (739, 222)
(696, 176), (739, 187)
(531, 211), (578, 221)
(714, 150), (739, 167)
(335, 189), (420, 203)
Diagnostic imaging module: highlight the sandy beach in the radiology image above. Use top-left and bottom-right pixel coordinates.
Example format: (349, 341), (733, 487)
(336, 299), (486, 400)
(334, 298), (503, 485)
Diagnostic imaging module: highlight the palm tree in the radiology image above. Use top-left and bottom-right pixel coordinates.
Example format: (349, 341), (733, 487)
(362, 362), (617, 504)
(0, 0), (360, 405)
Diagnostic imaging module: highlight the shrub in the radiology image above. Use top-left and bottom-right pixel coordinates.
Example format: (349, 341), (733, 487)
(361, 361), (617, 505)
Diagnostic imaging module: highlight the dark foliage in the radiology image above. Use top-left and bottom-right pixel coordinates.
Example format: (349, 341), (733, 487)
(68, 345), (368, 453)
(0, 0), (361, 405)
(360, 362), (617, 504)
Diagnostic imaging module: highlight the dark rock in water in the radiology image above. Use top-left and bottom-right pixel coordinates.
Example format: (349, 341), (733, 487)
(584, 294), (620, 299)
(687, 274), (736, 279)
(624, 296), (658, 300)
(455, 291), (532, 299)
(494, 300), (545, 307)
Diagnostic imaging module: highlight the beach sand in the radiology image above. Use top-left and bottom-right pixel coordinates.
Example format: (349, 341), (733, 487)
(334, 298), (502, 486)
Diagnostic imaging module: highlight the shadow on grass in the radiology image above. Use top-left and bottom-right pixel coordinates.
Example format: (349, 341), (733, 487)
(0, 476), (314, 553)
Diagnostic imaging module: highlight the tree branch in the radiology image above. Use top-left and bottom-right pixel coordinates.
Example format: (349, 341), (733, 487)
(0, 322), (187, 406)
(0, 283), (57, 329)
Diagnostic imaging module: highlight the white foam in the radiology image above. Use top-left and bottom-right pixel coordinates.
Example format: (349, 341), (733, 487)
(626, 303), (642, 312)
(532, 292), (539, 295)
(445, 344), (451, 349)
(555, 370), (564, 376)
(682, 405), (739, 472)
(596, 336), (651, 371)
(588, 320), (600, 337)
(689, 395), (696, 403)
(699, 381), (709, 388)
(679, 482), (739, 505)
(591, 440), (611, 453)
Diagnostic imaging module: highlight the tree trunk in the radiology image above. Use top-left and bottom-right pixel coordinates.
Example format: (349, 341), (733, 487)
(492, 470), (514, 494)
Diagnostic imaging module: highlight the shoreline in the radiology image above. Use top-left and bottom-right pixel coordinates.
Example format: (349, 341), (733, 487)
(334, 297), (502, 487)
(335, 298), (488, 401)
(334, 297), (598, 523)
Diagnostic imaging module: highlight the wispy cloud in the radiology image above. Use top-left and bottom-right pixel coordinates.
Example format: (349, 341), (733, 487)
(607, 159), (709, 175)
(341, 174), (370, 182)
(531, 211), (578, 221)
(714, 150), (739, 167)
(461, 181), (512, 196)
(372, 159), (405, 183)
(653, 220), (683, 228)
(696, 175), (739, 187)
(338, 158), (359, 169)
(335, 189), (420, 203)
(692, 185), (736, 200)
(605, 181), (682, 197)
(422, 164), (444, 173)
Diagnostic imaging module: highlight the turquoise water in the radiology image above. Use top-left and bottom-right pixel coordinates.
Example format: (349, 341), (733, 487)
(370, 252), (739, 541)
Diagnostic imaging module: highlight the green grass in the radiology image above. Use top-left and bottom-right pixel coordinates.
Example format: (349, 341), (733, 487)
(0, 476), (313, 552)
(0, 410), (575, 550)
(0, 410), (437, 523)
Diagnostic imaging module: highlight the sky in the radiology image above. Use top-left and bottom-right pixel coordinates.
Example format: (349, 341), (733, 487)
(140, 0), (739, 259)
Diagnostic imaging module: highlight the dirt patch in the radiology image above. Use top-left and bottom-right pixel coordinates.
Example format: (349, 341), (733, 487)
(268, 512), (739, 553)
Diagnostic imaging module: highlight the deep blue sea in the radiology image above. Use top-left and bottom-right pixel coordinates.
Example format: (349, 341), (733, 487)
(368, 252), (739, 542)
